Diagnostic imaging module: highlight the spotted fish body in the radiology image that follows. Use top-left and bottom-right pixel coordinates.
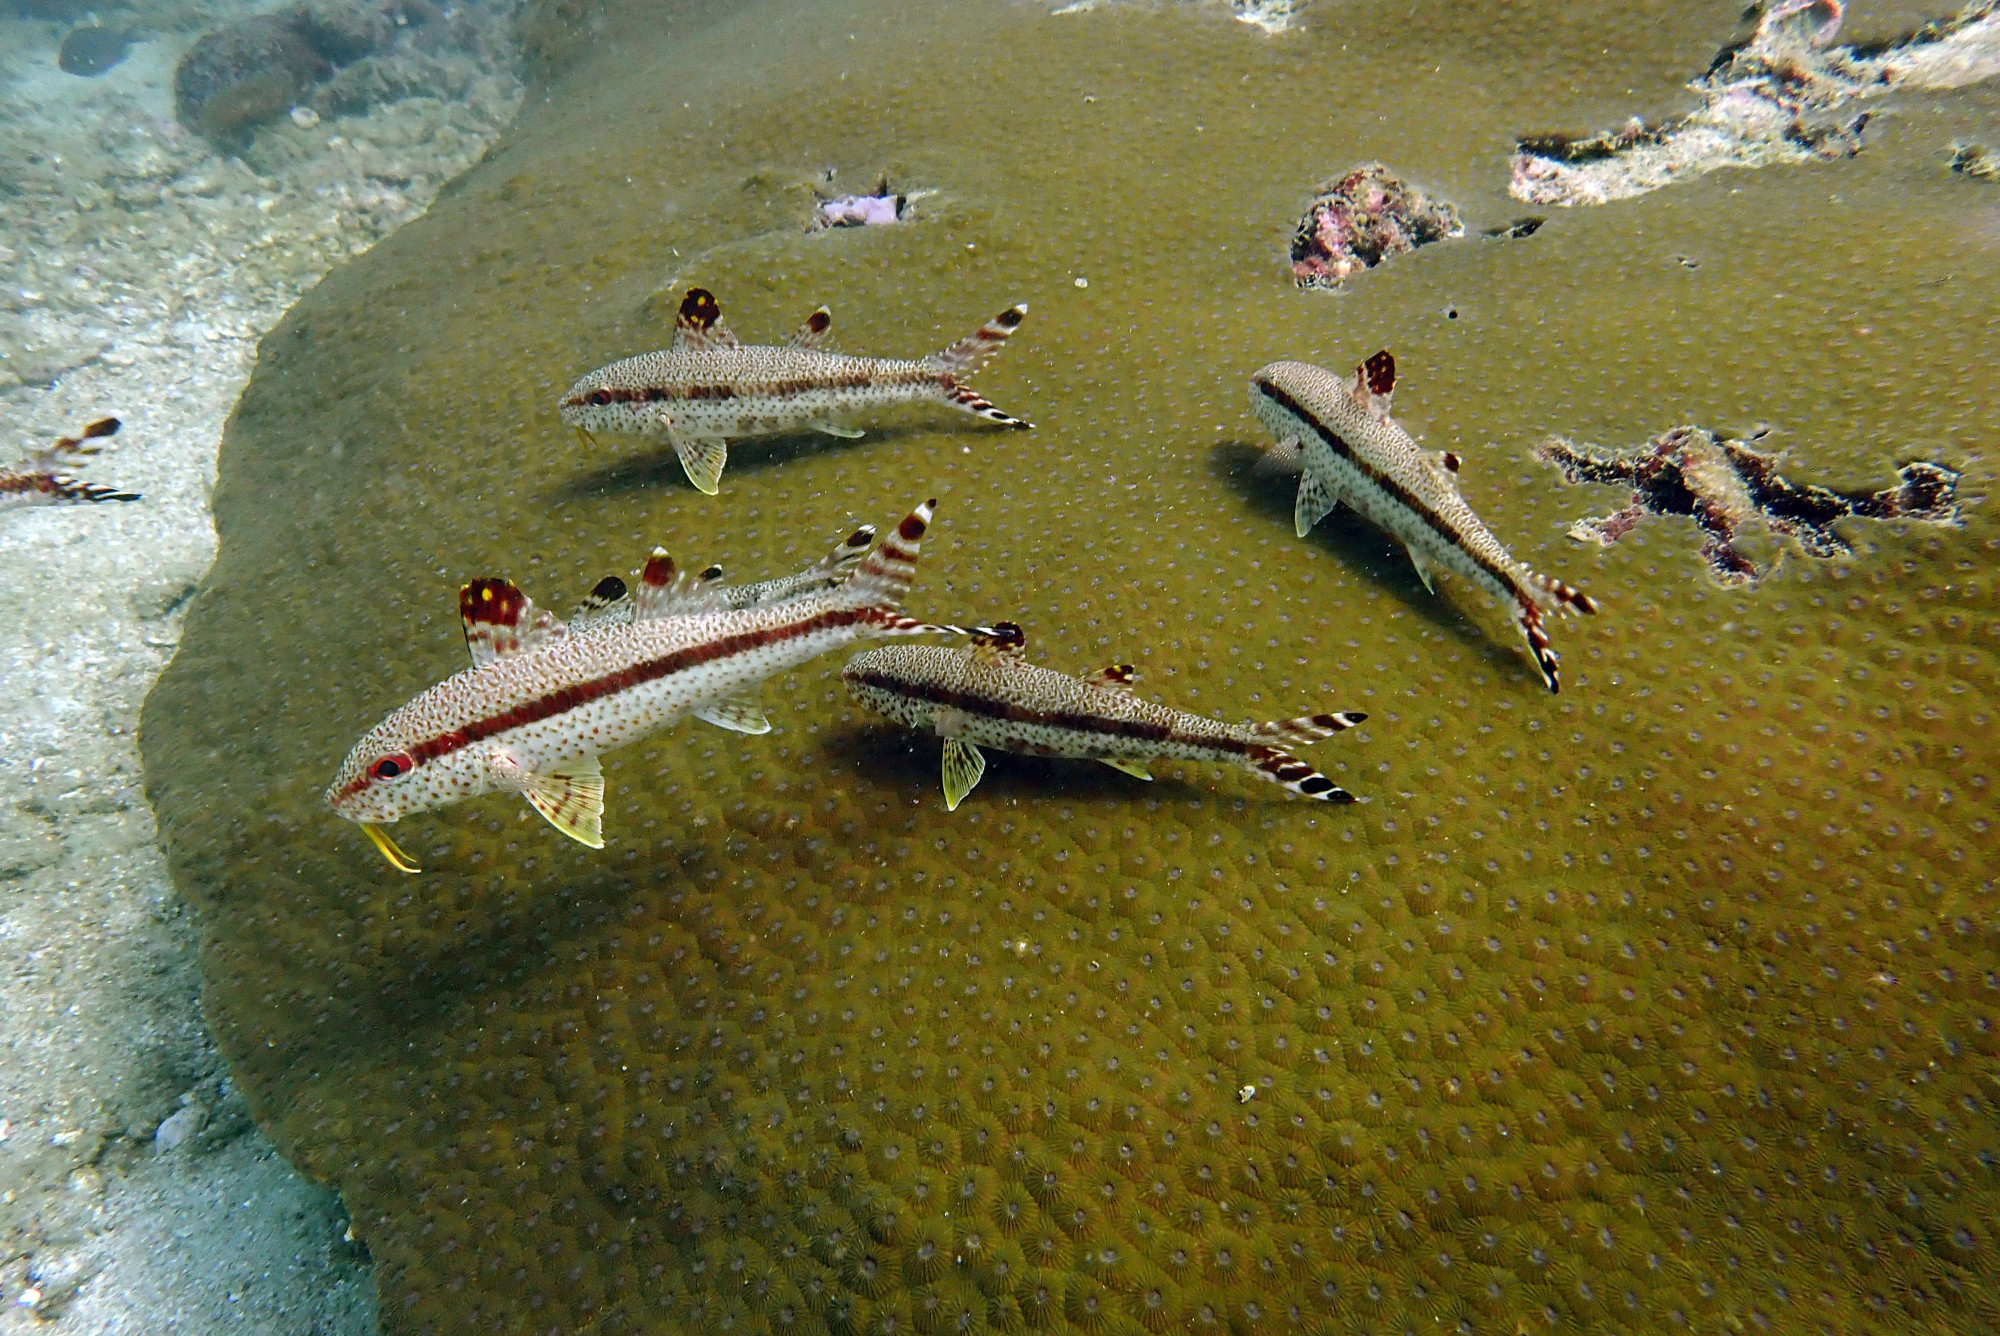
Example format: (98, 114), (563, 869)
(566, 524), (878, 636)
(326, 501), (948, 870)
(559, 287), (1031, 495)
(1249, 352), (1598, 692)
(843, 623), (1366, 810)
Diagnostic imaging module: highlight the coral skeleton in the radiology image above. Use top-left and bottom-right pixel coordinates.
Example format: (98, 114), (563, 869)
(1538, 424), (1960, 584)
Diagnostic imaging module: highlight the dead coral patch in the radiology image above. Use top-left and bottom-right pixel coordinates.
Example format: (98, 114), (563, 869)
(1537, 424), (1961, 585)
(1289, 163), (1462, 289)
(1511, 0), (2000, 206)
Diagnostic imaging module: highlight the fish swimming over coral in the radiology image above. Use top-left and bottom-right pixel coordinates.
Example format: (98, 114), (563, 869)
(326, 500), (951, 871)
(843, 622), (1366, 810)
(558, 287), (1031, 495)
(1536, 424), (1962, 585)
(1249, 352), (1598, 692)
(566, 523), (878, 635)
(1, 417), (139, 505)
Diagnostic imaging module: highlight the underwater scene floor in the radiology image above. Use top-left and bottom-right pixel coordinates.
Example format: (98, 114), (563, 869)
(139, 1), (1998, 1333)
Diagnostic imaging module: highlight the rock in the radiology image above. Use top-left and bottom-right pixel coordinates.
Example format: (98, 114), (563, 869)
(1289, 162), (1463, 288)
(57, 26), (133, 77)
(174, 15), (329, 147)
(152, 1101), (207, 1154)
(289, 0), (395, 67)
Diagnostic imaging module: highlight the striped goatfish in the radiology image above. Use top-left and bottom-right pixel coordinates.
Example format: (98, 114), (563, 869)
(559, 287), (1031, 495)
(566, 524), (877, 635)
(843, 622), (1366, 811)
(1249, 352), (1599, 692)
(326, 500), (948, 872)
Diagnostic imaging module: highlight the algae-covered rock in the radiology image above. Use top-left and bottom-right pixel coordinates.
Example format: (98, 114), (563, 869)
(173, 14), (329, 146)
(141, 1), (2000, 1333)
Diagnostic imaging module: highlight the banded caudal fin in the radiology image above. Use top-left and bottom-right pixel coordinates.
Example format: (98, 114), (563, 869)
(836, 499), (938, 632)
(1514, 571), (1597, 694)
(923, 304), (1033, 429)
(461, 578), (568, 667)
(1243, 711), (1367, 802)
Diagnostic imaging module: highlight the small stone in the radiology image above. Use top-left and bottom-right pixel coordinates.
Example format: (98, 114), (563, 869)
(153, 1102), (207, 1153)
(57, 25), (133, 77)
(291, 105), (322, 129)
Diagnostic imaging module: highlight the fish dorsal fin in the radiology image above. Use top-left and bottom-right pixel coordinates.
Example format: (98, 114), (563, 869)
(519, 755), (606, 848)
(693, 694), (772, 735)
(1350, 349), (1396, 421)
(461, 578), (567, 667)
(941, 737), (986, 812)
(816, 525), (876, 583)
(569, 574), (631, 634)
(671, 287), (738, 351)
(1430, 450), (1463, 493)
(1083, 663), (1138, 692)
(632, 548), (727, 620)
(790, 306), (833, 350)
(969, 621), (1028, 660)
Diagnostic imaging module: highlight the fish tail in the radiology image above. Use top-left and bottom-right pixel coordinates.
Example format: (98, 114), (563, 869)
(924, 304), (1033, 428)
(1248, 711), (1367, 745)
(1526, 569), (1599, 617)
(844, 499), (942, 633)
(1516, 595), (1564, 693)
(1244, 744), (1357, 802)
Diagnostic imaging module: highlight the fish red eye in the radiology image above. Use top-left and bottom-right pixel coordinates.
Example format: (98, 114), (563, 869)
(586, 389), (612, 407)
(370, 752), (415, 781)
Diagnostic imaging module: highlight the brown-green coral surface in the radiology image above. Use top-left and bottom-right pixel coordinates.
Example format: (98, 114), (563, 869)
(139, 1), (2000, 1333)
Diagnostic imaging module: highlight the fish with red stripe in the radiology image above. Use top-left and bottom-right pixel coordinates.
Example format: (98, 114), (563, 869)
(326, 499), (951, 872)
(2, 417), (139, 505)
(843, 622), (1367, 811)
(559, 287), (1031, 495)
(1249, 351), (1599, 692)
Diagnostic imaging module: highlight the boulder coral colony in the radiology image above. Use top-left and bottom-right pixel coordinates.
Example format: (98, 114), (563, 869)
(137, 2), (1998, 1335)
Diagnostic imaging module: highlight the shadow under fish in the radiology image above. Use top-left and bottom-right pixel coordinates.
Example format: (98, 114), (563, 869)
(1537, 425), (1962, 586)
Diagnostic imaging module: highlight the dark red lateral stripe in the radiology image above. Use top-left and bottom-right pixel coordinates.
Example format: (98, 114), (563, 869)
(397, 609), (867, 774)
(848, 671), (1249, 754)
(1251, 376), (1524, 597)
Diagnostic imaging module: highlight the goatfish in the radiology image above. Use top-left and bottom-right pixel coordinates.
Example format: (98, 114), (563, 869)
(843, 622), (1366, 811)
(558, 287), (1032, 496)
(567, 523), (877, 636)
(326, 500), (950, 873)
(1249, 352), (1599, 692)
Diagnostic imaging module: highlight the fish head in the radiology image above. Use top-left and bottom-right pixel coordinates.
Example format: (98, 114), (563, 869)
(556, 375), (625, 434)
(324, 710), (474, 836)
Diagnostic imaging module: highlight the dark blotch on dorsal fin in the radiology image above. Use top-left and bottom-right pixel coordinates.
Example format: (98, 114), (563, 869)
(791, 306), (834, 349)
(970, 621), (1027, 657)
(461, 577), (565, 665)
(1364, 350), (1396, 397)
(461, 577), (528, 630)
(673, 287), (739, 351)
(1083, 664), (1137, 692)
(587, 575), (627, 605)
(640, 549), (675, 590)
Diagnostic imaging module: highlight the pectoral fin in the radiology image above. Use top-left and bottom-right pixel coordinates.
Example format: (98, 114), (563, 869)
(1295, 469), (1337, 538)
(812, 421), (866, 439)
(693, 695), (772, 734)
(662, 413), (727, 495)
(941, 737), (986, 812)
(1099, 758), (1153, 781)
(1407, 545), (1437, 594)
(519, 755), (606, 848)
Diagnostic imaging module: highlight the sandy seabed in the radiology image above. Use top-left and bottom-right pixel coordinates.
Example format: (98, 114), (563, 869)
(0, 3), (522, 1327)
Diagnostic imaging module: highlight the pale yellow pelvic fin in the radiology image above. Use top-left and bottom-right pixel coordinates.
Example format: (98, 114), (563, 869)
(664, 415), (727, 495)
(812, 421), (866, 439)
(521, 754), (606, 848)
(361, 823), (421, 874)
(693, 695), (772, 735)
(941, 737), (986, 812)
(1407, 545), (1437, 594)
(1294, 467), (1337, 538)
(1099, 758), (1153, 781)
